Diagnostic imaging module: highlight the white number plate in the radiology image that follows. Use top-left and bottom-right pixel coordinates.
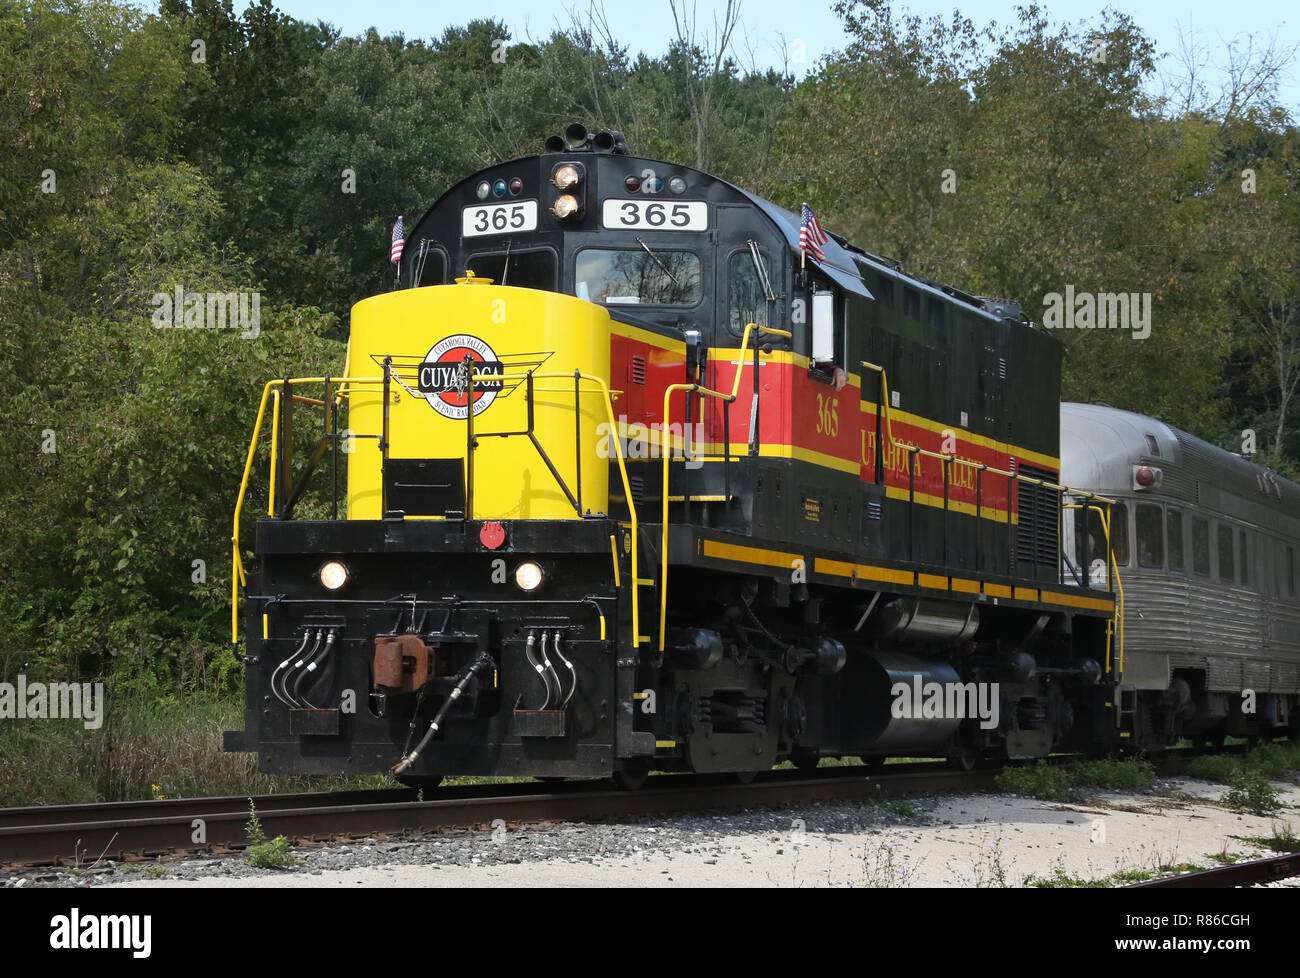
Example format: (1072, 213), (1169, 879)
(462, 200), (538, 237)
(602, 199), (708, 231)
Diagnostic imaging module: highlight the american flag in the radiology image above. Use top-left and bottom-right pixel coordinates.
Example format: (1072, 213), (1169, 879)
(390, 216), (405, 265)
(800, 203), (828, 263)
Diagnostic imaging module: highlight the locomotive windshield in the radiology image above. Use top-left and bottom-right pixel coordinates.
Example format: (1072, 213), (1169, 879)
(465, 247), (557, 291)
(575, 248), (701, 306)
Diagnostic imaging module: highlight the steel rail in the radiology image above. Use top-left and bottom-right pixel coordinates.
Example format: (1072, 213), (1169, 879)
(1128, 852), (1300, 888)
(0, 763), (988, 868)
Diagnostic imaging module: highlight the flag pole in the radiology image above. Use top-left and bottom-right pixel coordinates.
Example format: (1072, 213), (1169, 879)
(800, 202), (807, 269)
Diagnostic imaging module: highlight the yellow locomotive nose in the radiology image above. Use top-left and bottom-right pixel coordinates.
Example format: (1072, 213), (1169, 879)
(345, 283), (614, 522)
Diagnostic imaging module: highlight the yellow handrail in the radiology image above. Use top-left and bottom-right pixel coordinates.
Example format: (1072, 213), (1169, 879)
(231, 371), (641, 650)
(268, 390), (281, 517)
(658, 323), (792, 650)
(1061, 501), (1124, 674)
(232, 381), (276, 645)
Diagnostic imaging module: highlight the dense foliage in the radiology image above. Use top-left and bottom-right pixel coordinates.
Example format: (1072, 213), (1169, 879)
(1, 0), (1296, 691)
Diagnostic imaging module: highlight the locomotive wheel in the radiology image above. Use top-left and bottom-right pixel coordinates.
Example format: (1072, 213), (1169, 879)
(611, 760), (650, 791)
(790, 748), (820, 771)
(396, 775), (444, 792)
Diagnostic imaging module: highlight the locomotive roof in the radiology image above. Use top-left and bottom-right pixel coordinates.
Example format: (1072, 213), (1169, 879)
(409, 149), (1029, 328)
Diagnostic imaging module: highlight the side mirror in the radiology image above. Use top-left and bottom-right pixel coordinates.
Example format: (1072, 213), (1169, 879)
(812, 291), (834, 362)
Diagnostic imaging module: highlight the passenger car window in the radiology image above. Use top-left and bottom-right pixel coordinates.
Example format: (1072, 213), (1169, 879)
(1239, 531), (1249, 587)
(1166, 508), (1184, 571)
(1111, 503), (1129, 566)
(1192, 518), (1210, 576)
(576, 248), (701, 306)
(1217, 523), (1235, 582)
(1136, 503), (1163, 568)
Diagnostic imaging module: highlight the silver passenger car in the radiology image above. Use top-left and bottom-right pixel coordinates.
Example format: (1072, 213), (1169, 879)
(1060, 403), (1300, 741)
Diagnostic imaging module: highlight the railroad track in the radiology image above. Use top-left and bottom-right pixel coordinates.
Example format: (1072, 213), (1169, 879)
(0, 762), (991, 868)
(1128, 852), (1300, 889)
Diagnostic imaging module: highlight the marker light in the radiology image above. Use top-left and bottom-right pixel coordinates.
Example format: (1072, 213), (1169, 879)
(624, 174), (641, 193)
(476, 181), (491, 200)
(668, 176), (687, 194)
(319, 561), (349, 591)
(1133, 465), (1162, 489)
(643, 175), (663, 194)
(509, 177), (523, 195)
(551, 194), (580, 219)
(552, 165), (582, 190)
(493, 179), (507, 197)
(514, 561), (544, 592)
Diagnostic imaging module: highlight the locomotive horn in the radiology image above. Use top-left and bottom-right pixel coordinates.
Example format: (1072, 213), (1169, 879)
(593, 129), (627, 153)
(544, 134), (565, 153)
(564, 122), (590, 150)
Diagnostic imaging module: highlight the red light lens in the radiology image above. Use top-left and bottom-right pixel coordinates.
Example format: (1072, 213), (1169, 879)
(508, 178), (523, 195)
(624, 175), (641, 192)
(1136, 466), (1155, 486)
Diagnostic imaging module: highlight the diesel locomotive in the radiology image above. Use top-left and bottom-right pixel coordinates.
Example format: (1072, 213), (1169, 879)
(224, 125), (1131, 787)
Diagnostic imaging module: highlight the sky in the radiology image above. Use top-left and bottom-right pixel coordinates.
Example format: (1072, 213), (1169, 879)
(229, 0), (1300, 113)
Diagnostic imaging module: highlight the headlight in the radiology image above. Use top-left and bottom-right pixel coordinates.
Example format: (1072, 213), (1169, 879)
(551, 194), (579, 219)
(319, 561), (349, 591)
(514, 561), (544, 592)
(551, 165), (581, 190)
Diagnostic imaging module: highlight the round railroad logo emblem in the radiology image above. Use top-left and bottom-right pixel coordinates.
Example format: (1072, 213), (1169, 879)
(417, 334), (504, 419)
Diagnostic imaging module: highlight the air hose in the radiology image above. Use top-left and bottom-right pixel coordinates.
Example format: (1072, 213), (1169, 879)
(388, 652), (492, 777)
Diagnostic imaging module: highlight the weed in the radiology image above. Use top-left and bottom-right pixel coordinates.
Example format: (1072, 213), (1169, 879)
(1222, 768), (1283, 816)
(995, 761), (1078, 802)
(244, 799), (299, 869)
(1024, 857), (1111, 888)
(1236, 821), (1300, 854)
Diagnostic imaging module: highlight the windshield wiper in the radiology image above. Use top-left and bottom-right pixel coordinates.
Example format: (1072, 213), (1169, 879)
(635, 236), (679, 286)
(748, 238), (775, 300)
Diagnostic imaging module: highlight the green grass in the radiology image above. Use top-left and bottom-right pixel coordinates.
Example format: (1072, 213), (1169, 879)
(994, 757), (1155, 802)
(995, 761), (1079, 801)
(1222, 768), (1283, 816)
(0, 692), (397, 807)
(1236, 822), (1300, 854)
(1024, 858), (1112, 888)
(1186, 742), (1300, 787)
(1111, 868), (1154, 882)
(1073, 757), (1156, 791)
(1186, 754), (1242, 784)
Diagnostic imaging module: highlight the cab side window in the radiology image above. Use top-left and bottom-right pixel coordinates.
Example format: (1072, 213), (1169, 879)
(728, 250), (769, 337)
